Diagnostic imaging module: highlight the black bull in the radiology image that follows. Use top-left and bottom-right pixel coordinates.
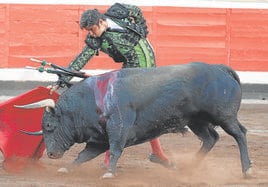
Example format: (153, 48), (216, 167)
(17, 62), (252, 178)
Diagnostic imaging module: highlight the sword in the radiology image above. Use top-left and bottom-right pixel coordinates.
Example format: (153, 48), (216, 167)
(28, 58), (90, 78)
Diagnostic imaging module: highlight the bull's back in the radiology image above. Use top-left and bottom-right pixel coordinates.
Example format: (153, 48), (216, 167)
(123, 62), (241, 122)
(119, 62), (241, 103)
(94, 62), (241, 121)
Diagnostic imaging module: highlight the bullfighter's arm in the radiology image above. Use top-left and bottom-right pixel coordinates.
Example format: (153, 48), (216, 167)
(57, 45), (96, 87)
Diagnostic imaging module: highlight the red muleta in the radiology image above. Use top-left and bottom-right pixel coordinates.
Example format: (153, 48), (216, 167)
(0, 86), (59, 173)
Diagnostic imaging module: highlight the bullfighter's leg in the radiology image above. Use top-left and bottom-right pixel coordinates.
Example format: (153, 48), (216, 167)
(103, 150), (110, 168)
(148, 138), (175, 168)
(149, 138), (166, 160)
(220, 118), (252, 178)
(103, 138), (171, 169)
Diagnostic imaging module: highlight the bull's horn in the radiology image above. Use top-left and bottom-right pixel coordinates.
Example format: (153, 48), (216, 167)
(20, 129), (43, 136)
(14, 99), (55, 109)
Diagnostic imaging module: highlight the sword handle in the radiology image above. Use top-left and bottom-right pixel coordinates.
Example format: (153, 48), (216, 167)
(30, 58), (51, 66)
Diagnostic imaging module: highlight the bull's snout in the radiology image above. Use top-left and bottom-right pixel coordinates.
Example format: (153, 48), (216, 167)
(47, 152), (63, 159)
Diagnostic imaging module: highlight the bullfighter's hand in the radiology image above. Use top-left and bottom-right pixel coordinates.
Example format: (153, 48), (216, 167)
(47, 84), (60, 95)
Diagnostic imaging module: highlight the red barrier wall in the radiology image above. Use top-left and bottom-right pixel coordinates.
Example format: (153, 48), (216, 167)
(0, 4), (268, 71)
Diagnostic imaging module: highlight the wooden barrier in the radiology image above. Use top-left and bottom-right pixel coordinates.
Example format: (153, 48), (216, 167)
(0, 3), (268, 71)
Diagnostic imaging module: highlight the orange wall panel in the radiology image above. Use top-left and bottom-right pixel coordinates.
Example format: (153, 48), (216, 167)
(1, 4), (268, 71)
(153, 7), (227, 66)
(0, 5), (8, 68)
(229, 9), (268, 71)
(7, 5), (82, 67)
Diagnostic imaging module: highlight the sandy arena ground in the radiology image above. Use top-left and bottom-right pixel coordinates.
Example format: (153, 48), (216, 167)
(0, 102), (267, 187)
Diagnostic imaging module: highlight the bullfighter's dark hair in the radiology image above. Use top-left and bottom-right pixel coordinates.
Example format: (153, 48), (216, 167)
(80, 9), (105, 29)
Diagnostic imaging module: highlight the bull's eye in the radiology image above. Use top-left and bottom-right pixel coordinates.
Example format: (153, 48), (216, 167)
(44, 123), (55, 131)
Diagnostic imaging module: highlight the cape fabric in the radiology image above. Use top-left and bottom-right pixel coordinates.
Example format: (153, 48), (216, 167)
(0, 86), (59, 173)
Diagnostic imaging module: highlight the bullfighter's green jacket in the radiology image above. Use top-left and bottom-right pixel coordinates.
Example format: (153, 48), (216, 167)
(59, 3), (155, 87)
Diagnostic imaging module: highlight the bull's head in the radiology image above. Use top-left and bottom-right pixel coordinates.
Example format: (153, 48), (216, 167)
(15, 99), (73, 159)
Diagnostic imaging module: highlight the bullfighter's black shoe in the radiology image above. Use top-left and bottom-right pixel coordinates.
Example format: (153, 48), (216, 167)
(148, 153), (176, 169)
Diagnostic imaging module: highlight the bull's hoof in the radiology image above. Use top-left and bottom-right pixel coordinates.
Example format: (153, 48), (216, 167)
(57, 167), (69, 174)
(148, 153), (176, 169)
(102, 172), (115, 179)
(243, 167), (252, 179)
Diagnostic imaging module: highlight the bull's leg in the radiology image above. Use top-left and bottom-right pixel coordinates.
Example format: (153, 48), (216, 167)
(73, 143), (108, 165)
(104, 108), (136, 178)
(58, 142), (108, 174)
(188, 122), (219, 160)
(220, 119), (252, 178)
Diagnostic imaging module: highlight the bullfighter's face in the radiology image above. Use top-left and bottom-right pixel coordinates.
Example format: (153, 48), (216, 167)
(85, 19), (107, 38)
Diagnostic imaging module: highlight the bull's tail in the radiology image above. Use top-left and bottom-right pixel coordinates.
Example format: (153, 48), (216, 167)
(216, 64), (241, 86)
